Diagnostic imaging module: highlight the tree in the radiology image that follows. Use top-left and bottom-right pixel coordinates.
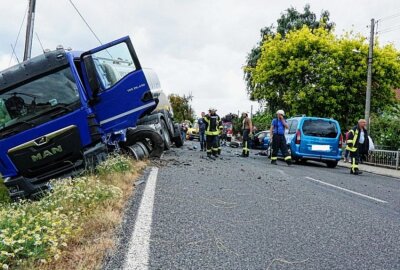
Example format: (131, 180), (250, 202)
(168, 93), (195, 123)
(246, 25), (400, 129)
(370, 104), (400, 150)
(244, 4), (334, 97)
(251, 111), (273, 131)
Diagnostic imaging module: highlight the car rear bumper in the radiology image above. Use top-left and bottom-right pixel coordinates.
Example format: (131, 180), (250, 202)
(292, 152), (342, 161)
(291, 147), (342, 161)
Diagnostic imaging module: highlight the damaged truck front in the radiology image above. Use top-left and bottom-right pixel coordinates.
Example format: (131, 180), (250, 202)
(0, 36), (179, 200)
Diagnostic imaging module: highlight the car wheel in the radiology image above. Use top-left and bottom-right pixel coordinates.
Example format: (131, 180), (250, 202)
(326, 161), (338, 168)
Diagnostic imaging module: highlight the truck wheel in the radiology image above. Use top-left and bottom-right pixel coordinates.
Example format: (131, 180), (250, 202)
(124, 126), (165, 158)
(173, 123), (183, 148)
(125, 142), (149, 160)
(161, 119), (171, 150)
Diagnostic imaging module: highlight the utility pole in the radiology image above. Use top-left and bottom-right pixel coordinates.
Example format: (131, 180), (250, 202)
(365, 18), (375, 130)
(23, 0), (36, 61)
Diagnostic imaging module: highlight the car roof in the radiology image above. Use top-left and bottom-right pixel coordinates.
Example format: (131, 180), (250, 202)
(287, 116), (339, 123)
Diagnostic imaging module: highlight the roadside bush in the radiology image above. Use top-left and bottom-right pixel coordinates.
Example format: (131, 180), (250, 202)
(96, 154), (132, 175)
(0, 178), (10, 204)
(0, 155), (134, 269)
(370, 105), (400, 150)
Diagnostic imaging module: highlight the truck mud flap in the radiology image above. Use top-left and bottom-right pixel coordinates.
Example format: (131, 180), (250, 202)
(123, 126), (164, 158)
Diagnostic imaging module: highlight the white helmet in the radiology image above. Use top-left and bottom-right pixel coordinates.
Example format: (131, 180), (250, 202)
(276, 109), (285, 116)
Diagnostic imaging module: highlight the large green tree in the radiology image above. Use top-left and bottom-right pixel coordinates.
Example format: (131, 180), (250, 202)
(247, 26), (400, 128)
(168, 93), (195, 123)
(244, 4), (334, 98)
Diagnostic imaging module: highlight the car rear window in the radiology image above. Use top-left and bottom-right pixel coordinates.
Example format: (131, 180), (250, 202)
(302, 119), (338, 138)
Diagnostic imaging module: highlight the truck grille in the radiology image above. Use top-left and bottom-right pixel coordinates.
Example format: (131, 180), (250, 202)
(8, 126), (82, 178)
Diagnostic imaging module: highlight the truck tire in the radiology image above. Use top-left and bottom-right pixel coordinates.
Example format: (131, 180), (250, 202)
(125, 142), (149, 160)
(172, 123), (183, 148)
(161, 119), (171, 150)
(124, 126), (165, 158)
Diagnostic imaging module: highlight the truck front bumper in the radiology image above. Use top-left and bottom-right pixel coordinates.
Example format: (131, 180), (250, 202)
(4, 159), (85, 200)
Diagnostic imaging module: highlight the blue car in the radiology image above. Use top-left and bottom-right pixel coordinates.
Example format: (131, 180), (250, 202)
(285, 116), (343, 168)
(252, 130), (270, 150)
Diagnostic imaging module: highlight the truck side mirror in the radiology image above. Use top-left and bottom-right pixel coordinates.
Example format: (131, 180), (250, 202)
(83, 55), (101, 100)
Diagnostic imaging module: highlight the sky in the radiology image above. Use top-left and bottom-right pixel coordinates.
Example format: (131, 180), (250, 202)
(0, 0), (399, 118)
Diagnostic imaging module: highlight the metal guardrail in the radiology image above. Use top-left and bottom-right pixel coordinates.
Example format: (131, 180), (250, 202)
(365, 149), (400, 170)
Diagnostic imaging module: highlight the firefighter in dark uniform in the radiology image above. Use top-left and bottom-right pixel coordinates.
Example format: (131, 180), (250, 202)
(240, 112), (253, 157)
(204, 108), (222, 158)
(269, 110), (292, 165)
(346, 119), (369, 175)
(217, 125), (223, 155)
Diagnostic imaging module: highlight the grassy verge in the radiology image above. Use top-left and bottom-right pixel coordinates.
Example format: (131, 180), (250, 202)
(0, 178), (10, 204)
(0, 155), (147, 270)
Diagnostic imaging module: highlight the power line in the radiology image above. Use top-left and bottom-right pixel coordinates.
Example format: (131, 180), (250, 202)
(8, 2), (29, 67)
(377, 12), (400, 22)
(377, 24), (400, 34)
(67, 0), (104, 46)
(35, 32), (45, 53)
(10, 44), (20, 64)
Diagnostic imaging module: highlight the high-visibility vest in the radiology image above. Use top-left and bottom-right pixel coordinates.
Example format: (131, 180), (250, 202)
(204, 114), (221, 136)
(346, 129), (359, 152)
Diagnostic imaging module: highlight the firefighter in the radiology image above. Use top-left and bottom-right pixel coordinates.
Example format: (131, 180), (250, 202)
(269, 110), (292, 165)
(217, 125), (223, 155)
(240, 112), (253, 157)
(204, 107), (222, 158)
(346, 119), (369, 175)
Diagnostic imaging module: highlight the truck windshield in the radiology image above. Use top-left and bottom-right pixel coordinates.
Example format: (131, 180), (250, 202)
(0, 67), (80, 132)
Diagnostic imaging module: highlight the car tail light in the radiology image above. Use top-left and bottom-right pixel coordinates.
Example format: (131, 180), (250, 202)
(295, 129), (301, 144)
(339, 133), (343, 148)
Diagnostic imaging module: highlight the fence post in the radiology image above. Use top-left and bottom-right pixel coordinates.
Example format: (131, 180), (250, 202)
(396, 150), (399, 170)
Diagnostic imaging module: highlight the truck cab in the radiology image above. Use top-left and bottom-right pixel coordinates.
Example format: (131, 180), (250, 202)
(0, 36), (163, 199)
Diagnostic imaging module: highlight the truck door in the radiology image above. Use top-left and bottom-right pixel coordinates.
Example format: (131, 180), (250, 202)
(81, 36), (156, 133)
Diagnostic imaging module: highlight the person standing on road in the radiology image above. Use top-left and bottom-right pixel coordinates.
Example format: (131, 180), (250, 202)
(198, 112), (207, 151)
(343, 129), (351, 163)
(240, 112), (253, 157)
(346, 119), (369, 175)
(204, 108), (222, 158)
(269, 110), (292, 165)
(181, 122), (188, 143)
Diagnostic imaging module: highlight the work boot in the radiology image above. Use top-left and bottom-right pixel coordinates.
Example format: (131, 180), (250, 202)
(286, 159), (292, 166)
(271, 160), (277, 165)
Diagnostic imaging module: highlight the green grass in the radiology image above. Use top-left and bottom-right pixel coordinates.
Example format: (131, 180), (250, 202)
(0, 155), (134, 269)
(0, 177), (10, 204)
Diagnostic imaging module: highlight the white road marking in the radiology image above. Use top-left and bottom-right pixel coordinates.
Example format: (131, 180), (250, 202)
(305, 176), (388, 204)
(124, 167), (159, 270)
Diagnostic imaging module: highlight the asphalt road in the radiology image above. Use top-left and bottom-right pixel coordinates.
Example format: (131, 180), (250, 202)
(104, 141), (400, 270)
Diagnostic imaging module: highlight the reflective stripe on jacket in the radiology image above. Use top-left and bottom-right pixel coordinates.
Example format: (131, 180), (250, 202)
(346, 128), (359, 152)
(204, 114), (222, 135)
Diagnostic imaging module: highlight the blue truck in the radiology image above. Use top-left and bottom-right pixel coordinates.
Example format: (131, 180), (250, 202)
(0, 36), (182, 199)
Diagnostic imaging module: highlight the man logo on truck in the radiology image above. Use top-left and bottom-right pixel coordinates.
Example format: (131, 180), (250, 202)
(31, 145), (63, 162)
